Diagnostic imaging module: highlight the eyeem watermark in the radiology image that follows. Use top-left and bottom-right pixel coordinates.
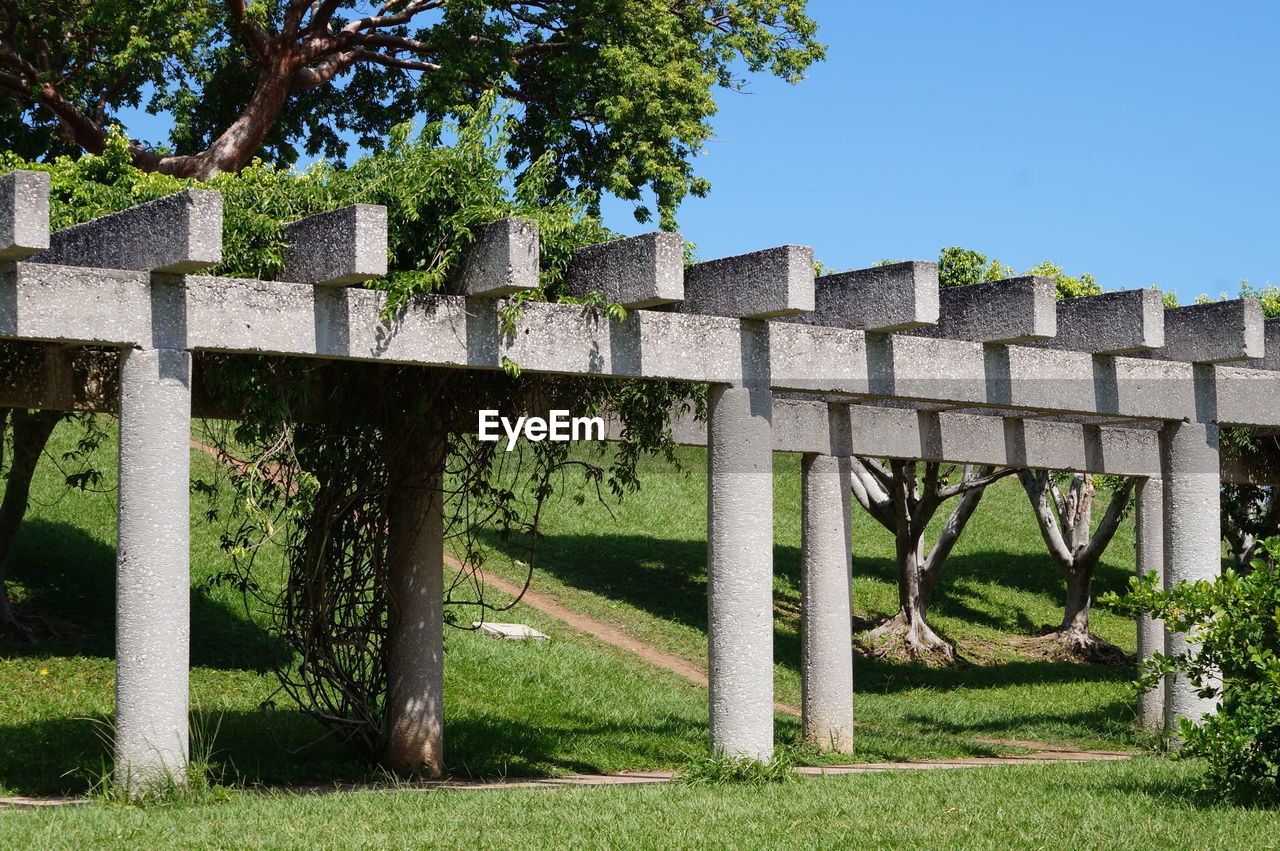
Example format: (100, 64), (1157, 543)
(478, 410), (605, 451)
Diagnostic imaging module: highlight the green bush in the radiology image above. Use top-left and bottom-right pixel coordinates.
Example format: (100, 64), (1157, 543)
(1107, 537), (1280, 806)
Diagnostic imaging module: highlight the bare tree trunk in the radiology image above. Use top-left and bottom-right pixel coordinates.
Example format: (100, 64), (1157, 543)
(0, 409), (62, 641)
(853, 461), (1010, 665)
(1019, 469), (1132, 664)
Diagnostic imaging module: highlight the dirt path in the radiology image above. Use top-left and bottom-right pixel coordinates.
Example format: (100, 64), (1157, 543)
(455, 556), (803, 716)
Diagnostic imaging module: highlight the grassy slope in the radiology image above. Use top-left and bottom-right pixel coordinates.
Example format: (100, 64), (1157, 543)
(479, 446), (1142, 757)
(0, 428), (1145, 796)
(1, 423), (1271, 842)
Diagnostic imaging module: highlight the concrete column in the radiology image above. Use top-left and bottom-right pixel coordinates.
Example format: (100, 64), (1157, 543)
(706, 382), (775, 761)
(384, 442), (446, 775)
(1134, 477), (1166, 729)
(115, 346), (192, 789)
(800, 453), (854, 753)
(1160, 419), (1222, 732)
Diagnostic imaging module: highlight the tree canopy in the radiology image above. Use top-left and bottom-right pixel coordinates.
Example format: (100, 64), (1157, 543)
(1, 1), (823, 227)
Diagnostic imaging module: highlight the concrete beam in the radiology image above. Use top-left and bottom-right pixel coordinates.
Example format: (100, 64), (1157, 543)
(1025, 289), (1165, 354)
(1146, 299), (1264, 363)
(1239, 316), (1280, 370)
(786, 261), (938, 332)
(280, 204), (387, 287)
(907, 276), (1056, 344)
(706, 383), (775, 761)
(3, 262), (1280, 428)
(454, 218), (539, 298)
(679, 245), (814, 319)
(30, 190), (221, 273)
(565, 232), (684, 308)
(0, 170), (50, 260)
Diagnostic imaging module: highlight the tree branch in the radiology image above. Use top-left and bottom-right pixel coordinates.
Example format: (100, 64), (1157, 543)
(1076, 477), (1136, 566)
(226, 0), (270, 59)
(1019, 469), (1074, 570)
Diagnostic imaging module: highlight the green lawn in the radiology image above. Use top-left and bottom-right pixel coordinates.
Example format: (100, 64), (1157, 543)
(1, 759), (1274, 850)
(0, 418), (1260, 842)
(478, 446), (1143, 756)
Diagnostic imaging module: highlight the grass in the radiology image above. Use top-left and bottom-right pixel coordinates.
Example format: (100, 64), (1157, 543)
(477, 446), (1143, 756)
(0, 419), (1267, 843)
(0, 759), (1275, 849)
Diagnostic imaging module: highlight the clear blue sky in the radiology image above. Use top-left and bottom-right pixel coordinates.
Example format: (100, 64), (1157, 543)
(601, 0), (1277, 304)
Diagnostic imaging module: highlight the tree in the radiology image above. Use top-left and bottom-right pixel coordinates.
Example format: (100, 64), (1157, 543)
(1, 0), (823, 226)
(850, 460), (1014, 663)
(1018, 470), (1133, 662)
(851, 249), (1110, 663)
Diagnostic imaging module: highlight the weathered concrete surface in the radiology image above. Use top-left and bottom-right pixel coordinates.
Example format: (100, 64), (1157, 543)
(1147, 299), (1264, 363)
(0, 170), (50, 260)
(565, 232), (684, 308)
(706, 382), (775, 761)
(30, 190), (221, 273)
(787, 261), (939, 332)
(385, 443), (446, 776)
(1134, 477), (1166, 729)
(3, 262), (1280, 426)
(680, 245), (814, 319)
(1239, 317), (1280, 370)
(800, 451), (854, 753)
(114, 346), (191, 790)
(908, 276), (1056, 344)
(1160, 418), (1222, 733)
(454, 218), (539, 297)
(280, 204), (387, 287)
(1026, 289), (1165, 354)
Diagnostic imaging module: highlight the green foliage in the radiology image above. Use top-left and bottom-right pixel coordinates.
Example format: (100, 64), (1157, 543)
(937, 247), (1014, 289)
(1024, 260), (1102, 299)
(4, 1), (824, 228)
(1240, 282), (1280, 318)
(1106, 537), (1280, 806)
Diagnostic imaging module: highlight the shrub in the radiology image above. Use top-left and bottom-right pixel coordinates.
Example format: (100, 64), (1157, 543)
(1107, 537), (1280, 806)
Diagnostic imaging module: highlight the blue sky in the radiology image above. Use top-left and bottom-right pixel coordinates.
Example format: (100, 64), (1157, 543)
(600, 1), (1277, 303)
(114, 2), (1275, 304)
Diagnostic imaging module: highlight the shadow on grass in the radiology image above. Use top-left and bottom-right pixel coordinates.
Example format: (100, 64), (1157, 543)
(0, 707), (366, 797)
(2, 519), (276, 671)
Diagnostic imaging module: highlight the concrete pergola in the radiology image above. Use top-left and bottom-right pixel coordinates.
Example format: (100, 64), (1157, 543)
(1, 169), (1276, 785)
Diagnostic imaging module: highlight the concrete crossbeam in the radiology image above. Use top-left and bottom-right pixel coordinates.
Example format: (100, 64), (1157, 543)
(679, 245), (814, 319)
(1147, 299), (1264, 363)
(455, 218), (539, 297)
(706, 383), (775, 761)
(30, 190), (222, 273)
(565, 232), (684, 308)
(907, 276), (1056, 344)
(1025, 289), (1165, 354)
(280, 204), (387, 287)
(2, 262), (1279, 427)
(1239, 317), (1280, 371)
(0, 170), (50, 260)
(786, 261), (939, 332)
(114, 346), (192, 791)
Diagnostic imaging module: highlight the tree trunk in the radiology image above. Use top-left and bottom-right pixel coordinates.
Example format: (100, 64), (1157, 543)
(1058, 564), (1092, 636)
(0, 409), (62, 641)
